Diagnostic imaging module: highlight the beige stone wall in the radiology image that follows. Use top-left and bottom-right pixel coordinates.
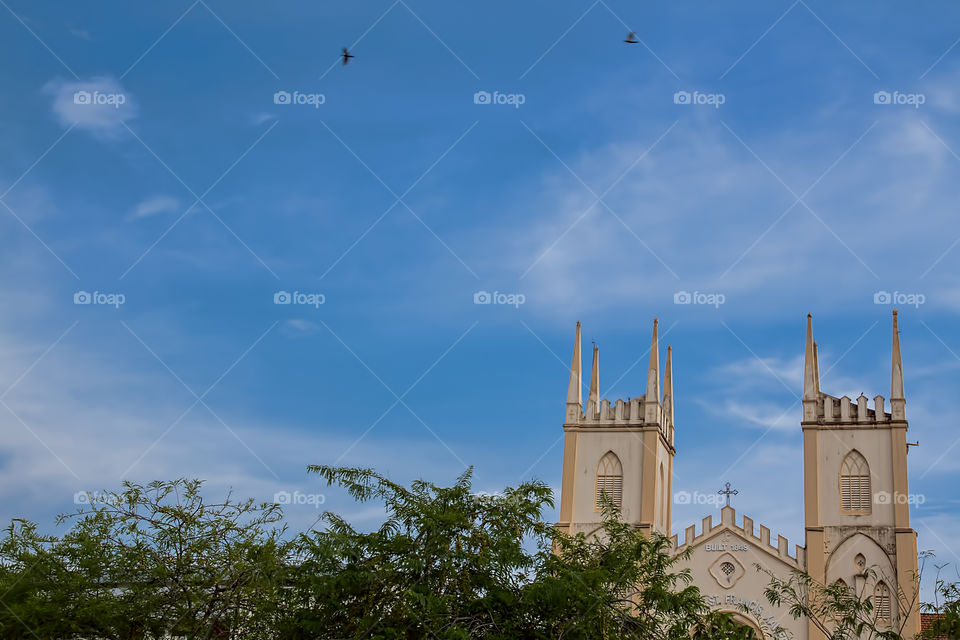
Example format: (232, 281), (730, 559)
(672, 513), (803, 640)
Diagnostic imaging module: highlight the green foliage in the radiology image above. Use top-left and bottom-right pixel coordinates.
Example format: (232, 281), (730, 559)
(276, 465), (757, 639)
(759, 565), (909, 640)
(0, 470), (761, 639)
(920, 564), (960, 639)
(0, 479), (288, 639)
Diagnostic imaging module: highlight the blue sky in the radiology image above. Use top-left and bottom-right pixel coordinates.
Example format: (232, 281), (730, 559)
(2, 0), (960, 588)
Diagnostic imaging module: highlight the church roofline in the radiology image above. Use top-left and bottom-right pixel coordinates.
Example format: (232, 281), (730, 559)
(671, 505), (805, 571)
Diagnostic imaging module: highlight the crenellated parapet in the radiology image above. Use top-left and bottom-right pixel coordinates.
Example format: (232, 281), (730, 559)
(810, 392), (893, 424)
(564, 319), (675, 446)
(670, 506), (805, 571)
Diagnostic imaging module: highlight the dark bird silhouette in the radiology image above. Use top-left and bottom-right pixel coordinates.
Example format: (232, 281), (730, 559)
(342, 47), (354, 65)
(624, 31), (639, 44)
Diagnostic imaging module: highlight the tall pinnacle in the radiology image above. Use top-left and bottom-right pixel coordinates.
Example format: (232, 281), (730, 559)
(644, 318), (662, 424)
(802, 314), (820, 422)
(803, 314), (819, 400)
(891, 310), (906, 420)
(813, 340), (820, 395)
(646, 318), (660, 403)
(566, 322), (582, 422)
(663, 345), (674, 432)
(589, 342), (599, 414)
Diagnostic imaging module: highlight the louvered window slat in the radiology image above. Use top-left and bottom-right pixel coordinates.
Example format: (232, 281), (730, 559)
(595, 452), (623, 510)
(840, 451), (872, 513)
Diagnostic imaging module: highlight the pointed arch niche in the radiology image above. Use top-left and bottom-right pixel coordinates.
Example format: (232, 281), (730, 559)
(595, 451), (623, 510)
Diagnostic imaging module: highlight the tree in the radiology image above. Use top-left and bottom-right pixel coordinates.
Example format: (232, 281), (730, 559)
(757, 561), (924, 640)
(277, 465), (756, 639)
(0, 479), (289, 639)
(921, 563), (960, 639)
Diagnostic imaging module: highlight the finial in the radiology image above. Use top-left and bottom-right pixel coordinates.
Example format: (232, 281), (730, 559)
(718, 482), (739, 507)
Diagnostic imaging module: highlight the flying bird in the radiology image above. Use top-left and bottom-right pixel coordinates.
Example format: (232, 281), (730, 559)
(342, 47), (354, 65)
(624, 31), (639, 44)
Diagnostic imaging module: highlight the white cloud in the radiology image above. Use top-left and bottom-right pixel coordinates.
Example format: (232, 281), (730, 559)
(282, 318), (320, 334)
(129, 195), (181, 220)
(251, 113), (276, 126)
(43, 76), (137, 137)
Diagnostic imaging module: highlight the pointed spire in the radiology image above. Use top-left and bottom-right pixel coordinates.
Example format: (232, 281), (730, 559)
(589, 342), (599, 414)
(891, 310), (906, 420)
(644, 318), (662, 424)
(646, 318), (660, 402)
(802, 314), (820, 423)
(662, 345), (674, 431)
(803, 314), (819, 400)
(566, 322), (582, 422)
(813, 340), (820, 395)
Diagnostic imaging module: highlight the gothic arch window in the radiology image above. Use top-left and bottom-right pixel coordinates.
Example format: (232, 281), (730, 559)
(595, 451), (623, 511)
(874, 580), (892, 623)
(840, 450), (872, 513)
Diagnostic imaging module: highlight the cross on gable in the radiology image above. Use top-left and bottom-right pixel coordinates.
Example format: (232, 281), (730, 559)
(718, 482), (739, 507)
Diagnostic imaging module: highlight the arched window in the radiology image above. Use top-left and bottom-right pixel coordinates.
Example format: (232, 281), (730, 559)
(840, 450), (872, 513)
(874, 581), (891, 623)
(595, 452), (623, 510)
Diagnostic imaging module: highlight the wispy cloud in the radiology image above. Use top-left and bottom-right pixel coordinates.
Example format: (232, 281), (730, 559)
(43, 76), (136, 137)
(128, 195), (180, 220)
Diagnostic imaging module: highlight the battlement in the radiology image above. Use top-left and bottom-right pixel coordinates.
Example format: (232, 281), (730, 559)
(813, 392), (893, 424)
(564, 319), (675, 444)
(575, 394), (675, 442)
(582, 394), (653, 424)
(670, 506), (805, 571)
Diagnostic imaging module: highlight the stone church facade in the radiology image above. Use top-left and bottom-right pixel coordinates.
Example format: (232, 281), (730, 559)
(555, 313), (920, 639)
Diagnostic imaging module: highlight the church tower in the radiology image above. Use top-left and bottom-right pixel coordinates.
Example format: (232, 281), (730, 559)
(802, 312), (920, 638)
(556, 320), (675, 538)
